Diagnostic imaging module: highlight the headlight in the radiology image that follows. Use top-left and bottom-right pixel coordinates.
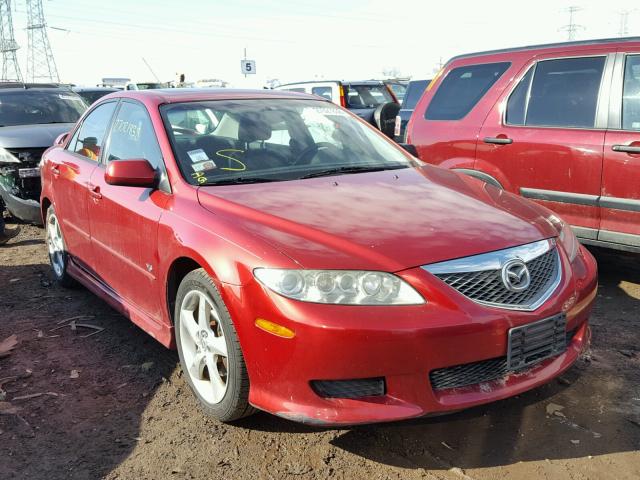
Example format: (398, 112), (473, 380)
(0, 147), (20, 164)
(254, 268), (425, 305)
(547, 214), (579, 262)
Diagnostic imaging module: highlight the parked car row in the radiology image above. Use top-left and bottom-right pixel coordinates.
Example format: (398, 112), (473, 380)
(275, 80), (402, 137)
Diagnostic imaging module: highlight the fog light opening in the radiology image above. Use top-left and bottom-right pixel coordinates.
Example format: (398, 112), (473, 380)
(311, 378), (386, 399)
(254, 318), (295, 339)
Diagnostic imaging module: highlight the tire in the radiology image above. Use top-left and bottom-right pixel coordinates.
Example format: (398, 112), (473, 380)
(45, 206), (76, 288)
(174, 268), (255, 422)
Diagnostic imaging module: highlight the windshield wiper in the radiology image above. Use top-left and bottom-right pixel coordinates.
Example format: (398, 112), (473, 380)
(203, 177), (280, 186)
(298, 164), (408, 179)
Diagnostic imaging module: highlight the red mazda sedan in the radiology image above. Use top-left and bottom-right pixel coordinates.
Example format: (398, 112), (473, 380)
(40, 89), (597, 425)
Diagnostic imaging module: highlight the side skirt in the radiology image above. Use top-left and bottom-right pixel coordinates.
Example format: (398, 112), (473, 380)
(67, 258), (174, 348)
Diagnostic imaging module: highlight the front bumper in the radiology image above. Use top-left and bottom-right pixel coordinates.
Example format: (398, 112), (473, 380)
(222, 245), (597, 426)
(0, 180), (41, 224)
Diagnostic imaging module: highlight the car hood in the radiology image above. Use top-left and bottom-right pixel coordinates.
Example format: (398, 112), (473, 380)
(0, 123), (75, 149)
(197, 166), (558, 271)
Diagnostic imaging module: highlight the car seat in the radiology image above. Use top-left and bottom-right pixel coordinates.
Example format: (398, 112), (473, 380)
(237, 116), (284, 170)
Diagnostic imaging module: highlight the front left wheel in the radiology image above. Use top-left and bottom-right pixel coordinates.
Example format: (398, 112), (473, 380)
(174, 269), (255, 422)
(45, 206), (76, 288)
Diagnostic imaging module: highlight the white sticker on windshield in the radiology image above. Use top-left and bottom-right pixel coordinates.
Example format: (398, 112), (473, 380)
(192, 160), (216, 172)
(187, 148), (209, 163)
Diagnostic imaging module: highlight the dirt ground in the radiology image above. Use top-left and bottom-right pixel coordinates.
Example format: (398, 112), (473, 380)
(1, 222), (639, 480)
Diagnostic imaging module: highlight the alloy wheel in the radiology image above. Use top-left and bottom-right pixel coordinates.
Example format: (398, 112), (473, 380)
(179, 290), (229, 404)
(47, 213), (65, 278)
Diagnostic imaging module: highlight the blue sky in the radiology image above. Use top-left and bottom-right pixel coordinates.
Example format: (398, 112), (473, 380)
(8, 0), (640, 87)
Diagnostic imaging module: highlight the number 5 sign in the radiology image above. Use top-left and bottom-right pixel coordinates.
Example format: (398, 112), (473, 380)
(241, 60), (256, 75)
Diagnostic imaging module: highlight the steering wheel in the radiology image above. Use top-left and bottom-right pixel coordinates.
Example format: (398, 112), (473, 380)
(291, 142), (341, 166)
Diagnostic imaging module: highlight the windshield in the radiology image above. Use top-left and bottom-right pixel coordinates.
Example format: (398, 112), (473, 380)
(0, 90), (87, 127)
(345, 84), (393, 108)
(161, 99), (413, 186)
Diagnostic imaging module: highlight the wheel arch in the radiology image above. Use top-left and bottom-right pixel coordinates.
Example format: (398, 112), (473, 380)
(40, 196), (52, 224)
(166, 256), (206, 325)
(452, 168), (504, 189)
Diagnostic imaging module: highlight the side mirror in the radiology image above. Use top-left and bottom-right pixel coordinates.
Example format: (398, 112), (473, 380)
(399, 143), (418, 157)
(54, 132), (70, 146)
(105, 159), (157, 188)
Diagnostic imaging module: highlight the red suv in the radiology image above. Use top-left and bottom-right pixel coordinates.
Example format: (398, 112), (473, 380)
(407, 37), (640, 253)
(40, 89), (596, 425)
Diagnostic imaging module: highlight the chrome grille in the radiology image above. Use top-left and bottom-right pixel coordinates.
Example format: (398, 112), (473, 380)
(423, 239), (561, 311)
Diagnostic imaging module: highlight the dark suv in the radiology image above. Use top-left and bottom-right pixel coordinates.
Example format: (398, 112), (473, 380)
(0, 83), (86, 223)
(406, 37), (640, 253)
(394, 79), (430, 143)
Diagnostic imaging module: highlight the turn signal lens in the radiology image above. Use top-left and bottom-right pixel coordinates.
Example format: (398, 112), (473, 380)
(255, 318), (295, 339)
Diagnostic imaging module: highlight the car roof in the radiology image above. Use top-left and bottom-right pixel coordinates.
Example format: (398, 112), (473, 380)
(277, 80), (385, 87)
(450, 36), (640, 62)
(100, 88), (327, 105)
(72, 86), (119, 92)
(0, 82), (73, 91)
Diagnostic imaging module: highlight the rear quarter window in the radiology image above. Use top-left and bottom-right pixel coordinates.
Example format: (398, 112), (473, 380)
(425, 62), (510, 120)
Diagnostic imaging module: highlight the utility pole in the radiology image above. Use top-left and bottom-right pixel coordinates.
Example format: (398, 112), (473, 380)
(26, 0), (59, 83)
(0, 0), (23, 82)
(560, 6), (585, 41)
(617, 10), (632, 37)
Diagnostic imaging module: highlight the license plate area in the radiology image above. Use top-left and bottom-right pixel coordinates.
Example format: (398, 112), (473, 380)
(507, 313), (567, 370)
(18, 167), (40, 178)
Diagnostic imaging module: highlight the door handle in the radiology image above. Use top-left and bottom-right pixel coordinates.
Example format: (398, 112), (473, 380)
(51, 166), (60, 177)
(483, 137), (513, 145)
(89, 185), (102, 200)
(612, 144), (640, 154)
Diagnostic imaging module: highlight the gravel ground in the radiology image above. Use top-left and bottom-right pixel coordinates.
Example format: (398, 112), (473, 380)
(1, 222), (639, 480)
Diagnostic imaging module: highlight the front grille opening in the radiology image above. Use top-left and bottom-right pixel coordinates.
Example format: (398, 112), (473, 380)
(434, 247), (559, 309)
(430, 325), (577, 391)
(311, 378), (385, 399)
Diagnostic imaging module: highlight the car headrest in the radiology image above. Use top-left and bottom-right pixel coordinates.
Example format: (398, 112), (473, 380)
(238, 116), (272, 143)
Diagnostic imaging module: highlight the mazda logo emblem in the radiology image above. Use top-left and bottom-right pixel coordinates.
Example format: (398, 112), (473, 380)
(501, 258), (531, 292)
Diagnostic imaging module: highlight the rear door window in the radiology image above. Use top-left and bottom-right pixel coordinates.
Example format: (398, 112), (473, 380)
(68, 101), (117, 162)
(425, 62), (510, 120)
(622, 55), (640, 131)
(516, 56), (606, 128)
(505, 67), (534, 125)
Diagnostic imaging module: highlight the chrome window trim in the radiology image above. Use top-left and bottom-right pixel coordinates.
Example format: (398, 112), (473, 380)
(422, 239), (562, 312)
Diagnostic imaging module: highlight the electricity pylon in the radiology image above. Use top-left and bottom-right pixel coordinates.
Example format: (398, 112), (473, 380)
(26, 0), (59, 82)
(0, 0), (23, 82)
